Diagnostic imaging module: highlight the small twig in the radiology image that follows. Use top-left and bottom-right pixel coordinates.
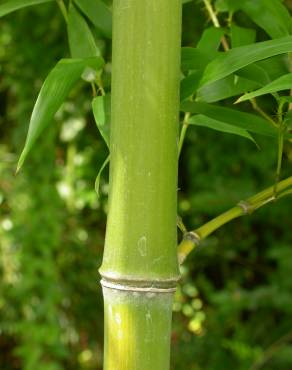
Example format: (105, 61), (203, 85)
(249, 331), (292, 370)
(178, 112), (190, 158)
(203, 0), (229, 51)
(56, 0), (68, 24)
(250, 98), (278, 129)
(178, 176), (292, 263)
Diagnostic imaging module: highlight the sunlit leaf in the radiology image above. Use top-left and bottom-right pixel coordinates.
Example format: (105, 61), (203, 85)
(240, 0), (292, 39)
(68, 3), (100, 58)
(74, 0), (112, 38)
(200, 36), (292, 88)
(197, 75), (260, 103)
(236, 73), (292, 103)
(17, 57), (104, 171)
(197, 27), (225, 53)
(188, 114), (256, 144)
(0, 0), (52, 17)
(231, 25), (256, 48)
(181, 101), (277, 137)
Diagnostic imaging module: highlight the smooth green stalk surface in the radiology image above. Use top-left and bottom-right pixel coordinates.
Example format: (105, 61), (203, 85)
(100, 1), (182, 369)
(103, 287), (174, 370)
(100, 0), (182, 281)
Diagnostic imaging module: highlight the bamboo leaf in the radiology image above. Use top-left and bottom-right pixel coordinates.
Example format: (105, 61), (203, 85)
(189, 114), (256, 143)
(0, 0), (52, 17)
(92, 95), (111, 148)
(17, 57), (104, 171)
(73, 0), (112, 38)
(68, 4), (100, 58)
(200, 36), (292, 88)
(181, 101), (277, 137)
(95, 155), (110, 195)
(197, 27), (225, 53)
(197, 75), (260, 103)
(181, 47), (214, 72)
(230, 25), (256, 48)
(240, 0), (292, 39)
(236, 73), (292, 103)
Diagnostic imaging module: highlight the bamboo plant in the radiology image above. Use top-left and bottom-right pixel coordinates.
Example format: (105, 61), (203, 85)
(2, 0), (292, 369)
(99, 1), (182, 368)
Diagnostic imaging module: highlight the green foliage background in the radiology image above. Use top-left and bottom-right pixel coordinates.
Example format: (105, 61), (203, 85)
(0, 1), (292, 369)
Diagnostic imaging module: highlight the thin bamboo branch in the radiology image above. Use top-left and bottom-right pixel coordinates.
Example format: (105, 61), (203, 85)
(203, 0), (229, 51)
(178, 176), (292, 264)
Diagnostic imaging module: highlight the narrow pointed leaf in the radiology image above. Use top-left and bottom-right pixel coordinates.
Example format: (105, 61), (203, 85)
(237, 73), (292, 103)
(200, 36), (292, 88)
(95, 155), (110, 195)
(92, 95), (111, 147)
(197, 75), (260, 103)
(68, 4), (100, 58)
(180, 71), (203, 101)
(17, 57), (104, 171)
(181, 47), (214, 71)
(0, 0), (52, 17)
(181, 101), (277, 137)
(74, 0), (112, 38)
(240, 0), (292, 39)
(189, 114), (256, 144)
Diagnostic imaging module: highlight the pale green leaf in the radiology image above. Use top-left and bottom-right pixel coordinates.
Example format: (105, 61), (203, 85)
(92, 95), (111, 147)
(95, 155), (110, 195)
(0, 0), (52, 17)
(236, 73), (292, 103)
(17, 57), (104, 171)
(189, 114), (256, 144)
(74, 0), (112, 38)
(181, 101), (277, 137)
(68, 4), (100, 58)
(200, 36), (292, 88)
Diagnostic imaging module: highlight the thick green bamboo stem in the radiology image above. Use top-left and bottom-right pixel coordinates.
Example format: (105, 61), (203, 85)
(100, 1), (182, 369)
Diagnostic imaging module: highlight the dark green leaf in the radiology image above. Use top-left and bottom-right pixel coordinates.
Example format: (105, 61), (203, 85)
(17, 57), (104, 171)
(181, 101), (277, 137)
(200, 36), (292, 88)
(236, 73), (292, 103)
(231, 25), (256, 48)
(188, 114), (256, 143)
(74, 0), (112, 38)
(0, 0), (52, 17)
(181, 47), (214, 72)
(68, 4), (100, 58)
(92, 95), (111, 147)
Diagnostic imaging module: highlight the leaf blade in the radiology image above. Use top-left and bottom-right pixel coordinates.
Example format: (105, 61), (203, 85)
(236, 73), (292, 103)
(0, 0), (52, 17)
(17, 57), (104, 171)
(181, 101), (277, 137)
(92, 95), (111, 147)
(200, 36), (292, 88)
(188, 114), (256, 143)
(67, 4), (100, 58)
(73, 0), (112, 38)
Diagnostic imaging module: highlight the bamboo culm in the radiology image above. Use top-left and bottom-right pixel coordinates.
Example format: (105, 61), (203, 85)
(99, 1), (182, 369)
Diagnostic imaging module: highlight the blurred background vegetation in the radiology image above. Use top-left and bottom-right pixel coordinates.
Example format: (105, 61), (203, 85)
(0, 1), (292, 369)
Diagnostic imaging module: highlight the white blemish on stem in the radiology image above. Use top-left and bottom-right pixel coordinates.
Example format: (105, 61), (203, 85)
(138, 236), (147, 257)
